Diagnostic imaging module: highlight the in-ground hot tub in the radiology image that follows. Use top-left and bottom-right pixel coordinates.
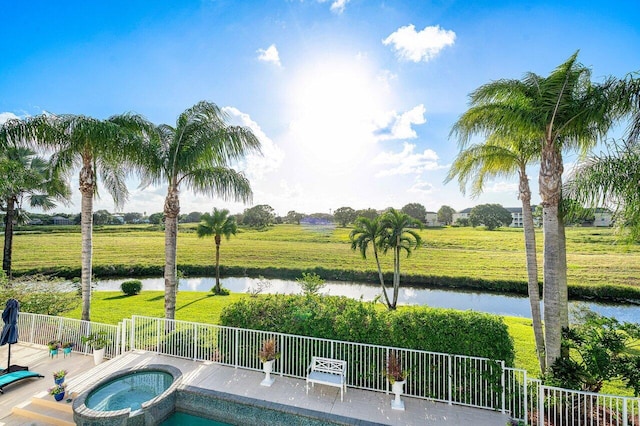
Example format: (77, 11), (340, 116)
(73, 364), (182, 426)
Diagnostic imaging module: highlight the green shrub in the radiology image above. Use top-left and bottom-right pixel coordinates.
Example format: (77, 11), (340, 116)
(120, 280), (142, 296)
(0, 275), (80, 315)
(211, 286), (230, 296)
(219, 294), (514, 365)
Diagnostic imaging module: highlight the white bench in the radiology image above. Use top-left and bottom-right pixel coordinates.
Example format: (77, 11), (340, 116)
(306, 356), (347, 401)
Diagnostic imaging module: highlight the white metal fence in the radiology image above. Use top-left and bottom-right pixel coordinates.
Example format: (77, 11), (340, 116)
(8, 311), (122, 359)
(7, 311), (640, 425)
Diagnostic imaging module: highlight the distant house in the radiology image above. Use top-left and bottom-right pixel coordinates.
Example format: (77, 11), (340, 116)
(505, 207), (537, 228)
(28, 219), (43, 225)
(424, 211), (440, 227)
(452, 208), (473, 224)
(592, 208), (613, 227)
(52, 216), (72, 225)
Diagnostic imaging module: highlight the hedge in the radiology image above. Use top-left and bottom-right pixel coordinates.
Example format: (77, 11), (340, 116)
(219, 294), (515, 366)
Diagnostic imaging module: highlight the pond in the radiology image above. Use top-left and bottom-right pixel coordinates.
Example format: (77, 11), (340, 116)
(94, 276), (640, 323)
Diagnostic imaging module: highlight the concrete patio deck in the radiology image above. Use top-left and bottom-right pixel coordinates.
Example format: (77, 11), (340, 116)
(0, 343), (510, 425)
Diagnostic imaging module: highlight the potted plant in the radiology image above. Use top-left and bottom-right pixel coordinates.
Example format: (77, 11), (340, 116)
(62, 342), (73, 357)
(49, 384), (66, 401)
(81, 331), (110, 365)
(47, 340), (60, 358)
(258, 338), (280, 387)
(52, 369), (67, 385)
(386, 351), (408, 411)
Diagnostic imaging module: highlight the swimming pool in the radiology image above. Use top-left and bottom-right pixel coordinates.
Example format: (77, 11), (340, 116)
(73, 364), (182, 426)
(85, 370), (173, 411)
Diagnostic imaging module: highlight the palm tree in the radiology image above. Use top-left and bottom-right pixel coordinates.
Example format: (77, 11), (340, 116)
(566, 140), (640, 240)
(379, 209), (422, 309)
(139, 101), (260, 320)
(451, 52), (620, 368)
(0, 147), (71, 277)
(349, 216), (392, 308)
(29, 113), (146, 321)
(446, 138), (546, 372)
(196, 208), (237, 294)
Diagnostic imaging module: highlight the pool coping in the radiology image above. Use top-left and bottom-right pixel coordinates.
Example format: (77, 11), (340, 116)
(176, 384), (388, 426)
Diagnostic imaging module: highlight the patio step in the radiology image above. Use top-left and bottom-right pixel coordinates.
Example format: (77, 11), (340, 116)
(11, 395), (74, 426)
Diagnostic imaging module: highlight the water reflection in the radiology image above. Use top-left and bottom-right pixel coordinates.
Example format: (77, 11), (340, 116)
(94, 276), (640, 323)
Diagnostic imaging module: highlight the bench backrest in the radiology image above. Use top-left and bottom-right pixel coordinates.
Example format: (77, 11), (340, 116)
(311, 356), (346, 376)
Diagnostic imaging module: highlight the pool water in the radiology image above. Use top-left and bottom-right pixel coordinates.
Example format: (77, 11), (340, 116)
(161, 412), (233, 425)
(85, 370), (174, 412)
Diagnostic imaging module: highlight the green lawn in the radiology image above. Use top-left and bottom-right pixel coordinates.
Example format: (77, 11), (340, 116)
(11, 224), (640, 290)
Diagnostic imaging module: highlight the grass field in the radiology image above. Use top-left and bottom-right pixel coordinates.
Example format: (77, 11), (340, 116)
(12, 224), (640, 292)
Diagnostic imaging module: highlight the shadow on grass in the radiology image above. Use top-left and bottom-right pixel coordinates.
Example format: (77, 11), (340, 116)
(103, 294), (131, 301)
(176, 294), (215, 312)
(147, 295), (165, 302)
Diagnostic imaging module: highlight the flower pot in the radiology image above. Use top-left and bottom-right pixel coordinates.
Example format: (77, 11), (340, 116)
(93, 347), (106, 365)
(63, 347), (72, 357)
(54, 377), (65, 385)
(391, 380), (405, 411)
(54, 392), (65, 402)
(49, 349), (58, 358)
(260, 360), (275, 387)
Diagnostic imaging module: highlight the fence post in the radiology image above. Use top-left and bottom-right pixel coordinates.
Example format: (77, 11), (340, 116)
(130, 317), (135, 352)
(234, 328), (239, 369)
(538, 384), (544, 426)
(500, 360), (506, 414)
(57, 316), (63, 342)
(193, 323), (198, 361)
(448, 354), (453, 405)
(623, 397), (628, 426)
(29, 314), (35, 344)
(523, 371), (528, 424)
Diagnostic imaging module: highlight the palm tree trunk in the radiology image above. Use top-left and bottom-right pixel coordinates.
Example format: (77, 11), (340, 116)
(519, 169), (545, 372)
(164, 186), (180, 320)
(373, 247), (391, 308)
(2, 197), (16, 278)
(392, 242), (400, 309)
(215, 235), (221, 293)
(540, 141), (564, 369)
(558, 214), (569, 358)
(79, 161), (94, 322)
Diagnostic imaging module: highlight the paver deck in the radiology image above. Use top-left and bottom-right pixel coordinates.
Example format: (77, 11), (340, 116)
(0, 343), (510, 425)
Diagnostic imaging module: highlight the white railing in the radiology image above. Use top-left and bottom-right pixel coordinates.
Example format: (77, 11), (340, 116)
(538, 385), (640, 426)
(129, 315), (510, 413)
(10, 311), (121, 358)
(9, 311), (640, 425)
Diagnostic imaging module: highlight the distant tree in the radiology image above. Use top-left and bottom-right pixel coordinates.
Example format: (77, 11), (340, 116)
(123, 212), (143, 224)
(182, 211), (203, 223)
(197, 208), (237, 295)
(400, 203), (427, 223)
(0, 147), (71, 276)
(455, 217), (470, 227)
(242, 204), (275, 227)
(333, 206), (357, 227)
(93, 209), (114, 225)
(285, 210), (305, 225)
(355, 208), (379, 220)
(148, 212), (164, 225)
(307, 212), (334, 222)
(437, 205), (456, 225)
(469, 204), (512, 230)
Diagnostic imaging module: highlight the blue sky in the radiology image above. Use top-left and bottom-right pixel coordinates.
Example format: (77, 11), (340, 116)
(2, 1), (639, 217)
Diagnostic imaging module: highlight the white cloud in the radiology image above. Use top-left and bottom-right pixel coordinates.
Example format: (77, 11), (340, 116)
(0, 112), (19, 124)
(222, 106), (285, 180)
(317, 0), (350, 14)
(485, 181), (519, 194)
(408, 177), (434, 194)
(374, 104), (426, 140)
(383, 24), (456, 63)
(257, 44), (282, 67)
(373, 142), (445, 176)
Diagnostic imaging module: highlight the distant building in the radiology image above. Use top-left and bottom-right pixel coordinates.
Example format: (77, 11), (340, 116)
(452, 208), (473, 224)
(52, 216), (72, 225)
(505, 207), (537, 228)
(424, 211), (440, 227)
(592, 208), (613, 227)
